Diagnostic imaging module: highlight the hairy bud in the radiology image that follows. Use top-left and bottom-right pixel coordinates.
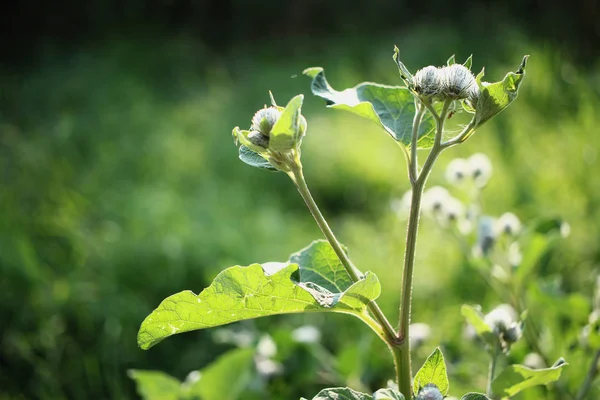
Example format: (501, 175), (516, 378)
(251, 107), (282, 136)
(413, 66), (443, 97)
(440, 64), (479, 101)
(416, 384), (444, 400)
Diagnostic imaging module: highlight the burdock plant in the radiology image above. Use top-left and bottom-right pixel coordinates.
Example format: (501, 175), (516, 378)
(133, 49), (570, 399)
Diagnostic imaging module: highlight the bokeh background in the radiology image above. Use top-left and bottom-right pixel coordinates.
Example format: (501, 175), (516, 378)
(1, 1), (599, 399)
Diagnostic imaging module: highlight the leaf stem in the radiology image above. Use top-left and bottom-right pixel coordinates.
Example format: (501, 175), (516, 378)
(396, 100), (451, 399)
(409, 103), (425, 184)
(576, 349), (600, 400)
(288, 163), (398, 344)
(487, 341), (501, 398)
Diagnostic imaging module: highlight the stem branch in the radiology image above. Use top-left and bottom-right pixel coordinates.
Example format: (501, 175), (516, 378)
(289, 163), (398, 343)
(487, 342), (501, 398)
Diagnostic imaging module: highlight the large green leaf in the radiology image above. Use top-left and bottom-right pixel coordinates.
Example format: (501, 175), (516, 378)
(413, 347), (449, 396)
(128, 370), (181, 400)
(187, 348), (255, 400)
(303, 67), (436, 148)
(305, 387), (404, 400)
(491, 358), (567, 398)
(138, 240), (381, 349)
(474, 56), (528, 128)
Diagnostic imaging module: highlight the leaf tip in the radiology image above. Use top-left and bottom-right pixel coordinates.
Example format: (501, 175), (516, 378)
(518, 55), (529, 74)
(302, 67), (323, 79)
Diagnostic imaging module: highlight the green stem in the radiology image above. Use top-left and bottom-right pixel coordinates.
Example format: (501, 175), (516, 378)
(396, 100), (451, 399)
(487, 342), (501, 398)
(576, 349), (600, 400)
(410, 104), (425, 184)
(288, 163), (398, 344)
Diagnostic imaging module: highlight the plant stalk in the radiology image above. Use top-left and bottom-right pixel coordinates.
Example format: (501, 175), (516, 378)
(576, 349), (600, 400)
(396, 100), (451, 399)
(487, 342), (501, 398)
(289, 163), (398, 344)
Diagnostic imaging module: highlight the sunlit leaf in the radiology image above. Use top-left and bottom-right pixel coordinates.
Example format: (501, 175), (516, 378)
(270, 94), (304, 151)
(303, 67), (436, 148)
(474, 56), (528, 128)
(491, 358), (567, 398)
(138, 240), (380, 349)
(308, 387), (373, 400)
(413, 347), (449, 395)
(373, 388), (404, 399)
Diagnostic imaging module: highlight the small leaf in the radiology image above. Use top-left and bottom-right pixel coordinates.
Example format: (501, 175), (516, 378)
(187, 348), (255, 400)
(474, 55), (529, 128)
(413, 347), (449, 395)
(463, 55), (473, 70)
(310, 387), (373, 400)
(491, 358), (567, 398)
(373, 388), (404, 399)
(461, 393), (490, 400)
(238, 145), (277, 171)
(392, 46), (414, 84)
(447, 54), (456, 65)
(461, 305), (494, 341)
(138, 240), (381, 349)
(270, 94), (304, 151)
(128, 370), (181, 400)
(303, 67), (436, 148)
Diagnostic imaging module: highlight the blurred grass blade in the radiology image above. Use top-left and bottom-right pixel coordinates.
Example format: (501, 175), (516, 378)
(303, 67), (436, 148)
(128, 370), (181, 400)
(138, 240), (381, 349)
(491, 358), (567, 398)
(413, 347), (450, 396)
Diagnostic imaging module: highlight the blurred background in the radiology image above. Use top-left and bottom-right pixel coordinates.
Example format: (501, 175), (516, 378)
(1, 1), (599, 399)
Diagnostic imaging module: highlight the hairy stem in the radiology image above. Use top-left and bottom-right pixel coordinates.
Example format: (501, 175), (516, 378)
(487, 342), (501, 398)
(397, 100), (451, 399)
(410, 104), (426, 183)
(576, 349), (600, 400)
(289, 163), (398, 343)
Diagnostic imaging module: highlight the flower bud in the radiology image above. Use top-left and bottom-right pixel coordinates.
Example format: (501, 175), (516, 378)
(251, 107), (282, 136)
(468, 153), (493, 188)
(484, 304), (517, 333)
(495, 212), (522, 236)
(416, 384), (444, 400)
(413, 66), (443, 98)
(445, 158), (470, 185)
(422, 186), (451, 215)
(503, 321), (523, 344)
(440, 64), (479, 101)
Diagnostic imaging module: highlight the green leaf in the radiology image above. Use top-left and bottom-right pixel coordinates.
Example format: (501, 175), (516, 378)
(303, 67), (436, 148)
(447, 54), (456, 65)
(491, 358), (567, 398)
(474, 55), (528, 128)
(270, 94), (304, 151)
(373, 388), (404, 399)
(187, 348), (255, 400)
(138, 240), (381, 349)
(461, 305), (496, 345)
(463, 55), (473, 70)
(413, 347), (449, 395)
(309, 387), (374, 400)
(461, 393), (490, 400)
(238, 145), (277, 171)
(128, 370), (181, 400)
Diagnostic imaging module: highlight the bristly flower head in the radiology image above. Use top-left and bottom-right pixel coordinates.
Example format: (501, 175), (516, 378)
(251, 107), (282, 137)
(413, 66), (443, 98)
(440, 64), (479, 102)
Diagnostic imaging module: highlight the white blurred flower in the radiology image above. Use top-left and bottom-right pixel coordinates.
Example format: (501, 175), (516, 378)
(494, 212), (522, 236)
(523, 353), (545, 369)
(409, 323), (431, 348)
(468, 153), (493, 188)
(484, 304), (518, 333)
(257, 334), (277, 358)
(291, 325), (321, 344)
(560, 221), (571, 238)
(491, 264), (509, 283)
(255, 357), (283, 377)
(445, 158), (470, 186)
(441, 196), (465, 223)
(422, 186), (451, 215)
(213, 329), (255, 348)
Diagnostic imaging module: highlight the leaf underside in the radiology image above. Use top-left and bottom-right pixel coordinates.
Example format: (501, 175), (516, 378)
(303, 67), (436, 148)
(491, 358), (567, 398)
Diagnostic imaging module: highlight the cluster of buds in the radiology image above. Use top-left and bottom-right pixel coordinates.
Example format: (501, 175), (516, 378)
(233, 94), (307, 172)
(412, 62), (479, 108)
